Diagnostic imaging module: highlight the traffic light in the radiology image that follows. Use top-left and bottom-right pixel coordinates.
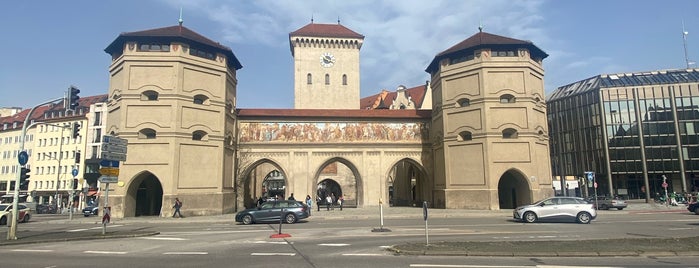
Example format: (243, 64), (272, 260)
(75, 151), (81, 164)
(72, 178), (79, 190)
(67, 85), (80, 111)
(72, 122), (81, 139)
(20, 167), (30, 190)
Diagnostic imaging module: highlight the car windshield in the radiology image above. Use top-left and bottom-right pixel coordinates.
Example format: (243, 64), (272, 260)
(0, 204), (8, 210)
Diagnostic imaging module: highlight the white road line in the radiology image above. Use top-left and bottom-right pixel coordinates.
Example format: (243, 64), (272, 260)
(11, 249), (54, 252)
(318, 243), (350, 247)
(141, 237), (188, 241)
(342, 253), (383, 256)
(251, 253), (296, 256)
(379, 246), (392, 249)
(67, 229), (90, 232)
(84, 250), (128, 255)
(254, 241), (288, 245)
(163, 252), (208, 255)
(410, 265), (527, 267)
(668, 227), (692, 230)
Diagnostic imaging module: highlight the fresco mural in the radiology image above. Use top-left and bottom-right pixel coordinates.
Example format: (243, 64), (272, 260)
(239, 122), (428, 143)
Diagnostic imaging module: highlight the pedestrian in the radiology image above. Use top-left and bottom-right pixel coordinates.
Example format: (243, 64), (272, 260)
(330, 193), (336, 210)
(316, 196), (322, 211)
(172, 198), (183, 218)
(257, 196), (265, 207)
(326, 195), (332, 211)
(305, 195), (312, 215)
(288, 193), (296, 201)
(338, 195), (344, 211)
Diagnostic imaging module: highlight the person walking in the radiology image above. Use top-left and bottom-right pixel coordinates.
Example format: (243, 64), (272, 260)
(172, 198), (183, 218)
(288, 193), (296, 201)
(338, 195), (344, 211)
(316, 196), (322, 211)
(325, 195), (332, 211)
(305, 195), (312, 216)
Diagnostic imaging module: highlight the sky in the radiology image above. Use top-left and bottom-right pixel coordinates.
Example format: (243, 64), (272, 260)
(1, 0), (698, 109)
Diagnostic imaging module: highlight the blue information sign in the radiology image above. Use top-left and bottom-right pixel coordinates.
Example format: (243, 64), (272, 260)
(18, 151), (29, 165)
(72, 168), (79, 177)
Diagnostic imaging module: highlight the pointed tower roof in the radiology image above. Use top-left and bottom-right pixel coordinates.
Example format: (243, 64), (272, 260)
(105, 25), (242, 70)
(425, 31), (547, 73)
(290, 22), (365, 39)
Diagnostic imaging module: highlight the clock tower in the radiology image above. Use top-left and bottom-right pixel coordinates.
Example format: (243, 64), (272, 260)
(290, 22), (364, 109)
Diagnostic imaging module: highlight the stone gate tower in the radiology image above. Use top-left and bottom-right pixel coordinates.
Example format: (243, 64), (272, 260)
(103, 25), (242, 217)
(426, 30), (553, 209)
(290, 22), (364, 109)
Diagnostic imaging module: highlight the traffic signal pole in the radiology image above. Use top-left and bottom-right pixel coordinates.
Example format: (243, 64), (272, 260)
(8, 97), (63, 240)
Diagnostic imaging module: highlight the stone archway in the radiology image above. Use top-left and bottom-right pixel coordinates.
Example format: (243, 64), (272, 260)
(125, 171), (163, 217)
(314, 157), (361, 207)
(497, 169), (531, 209)
(316, 178), (342, 206)
(238, 159), (287, 210)
(386, 158), (430, 207)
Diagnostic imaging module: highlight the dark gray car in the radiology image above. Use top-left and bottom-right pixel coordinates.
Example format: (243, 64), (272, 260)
(235, 200), (309, 225)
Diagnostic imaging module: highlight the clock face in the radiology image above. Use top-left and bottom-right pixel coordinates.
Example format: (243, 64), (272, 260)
(320, 52), (336, 67)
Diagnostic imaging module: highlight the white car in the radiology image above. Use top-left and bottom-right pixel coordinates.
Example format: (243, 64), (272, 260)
(513, 197), (596, 224)
(0, 204), (31, 225)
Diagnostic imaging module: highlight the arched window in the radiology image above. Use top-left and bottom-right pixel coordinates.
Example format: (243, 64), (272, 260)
(458, 131), (472, 141)
(457, 98), (470, 107)
(192, 130), (208, 141)
(138, 128), (156, 139)
(193, 94), (209, 105)
(325, 74), (330, 85)
(342, 74), (347, 85)
(141, 90), (159, 101)
(499, 94), (515, 103)
(502, 128), (518, 139)
(307, 73), (312, 84)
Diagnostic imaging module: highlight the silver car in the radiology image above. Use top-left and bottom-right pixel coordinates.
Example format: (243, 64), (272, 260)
(513, 197), (596, 224)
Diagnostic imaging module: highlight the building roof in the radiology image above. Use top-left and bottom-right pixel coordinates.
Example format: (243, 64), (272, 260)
(289, 22), (365, 39)
(104, 25), (242, 70)
(547, 68), (699, 102)
(0, 94), (108, 132)
(425, 31), (548, 73)
(360, 85), (428, 110)
(237, 108), (431, 120)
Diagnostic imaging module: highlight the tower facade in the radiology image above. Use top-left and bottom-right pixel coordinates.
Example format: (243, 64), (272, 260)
(103, 25), (242, 217)
(426, 31), (553, 209)
(290, 22), (364, 109)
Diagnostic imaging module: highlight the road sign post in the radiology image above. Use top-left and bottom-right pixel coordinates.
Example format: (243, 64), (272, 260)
(423, 201), (429, 246)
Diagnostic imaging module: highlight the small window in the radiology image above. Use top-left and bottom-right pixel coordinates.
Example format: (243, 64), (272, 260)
(192, 130), (208, 141)
(139, 128), (156, 139)
(325, 74), (330, 85)
(458, 131), (472, 141)
(193, 94), (209, 105)
(499, 94), (515, 103)
(307, 73), (312, 84)
(457, 98), (470, 107)
(141, 90), (159, 101)
(342, 74), (347, 85)
(138, 43), (170, 52)
(189, 47), (215, 60)
(502, 128), (518, 139)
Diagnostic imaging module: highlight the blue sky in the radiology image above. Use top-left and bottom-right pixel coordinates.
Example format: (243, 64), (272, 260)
(1, 0), (697, 109)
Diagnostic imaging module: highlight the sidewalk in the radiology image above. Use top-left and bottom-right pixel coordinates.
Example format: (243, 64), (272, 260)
(0, 201), (690, 249)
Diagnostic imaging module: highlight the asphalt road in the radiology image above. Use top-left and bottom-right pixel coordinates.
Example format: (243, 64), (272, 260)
(1, 209), (699, 267)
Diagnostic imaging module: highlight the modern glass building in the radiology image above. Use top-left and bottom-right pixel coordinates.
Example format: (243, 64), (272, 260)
(547, 69), (699, 201)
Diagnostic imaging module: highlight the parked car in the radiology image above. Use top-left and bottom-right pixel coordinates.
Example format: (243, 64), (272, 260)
(82, 206), (99, 217)
(687, 202), (699, 215)
(586, 196), (628, 210)
(0, 204), (31, 225)
(235, 200), (309, 225)
(513, 197), (596, 224)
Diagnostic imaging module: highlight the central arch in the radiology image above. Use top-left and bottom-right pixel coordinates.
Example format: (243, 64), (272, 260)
(313, 157), (362, 207)
(125, 171), (163, 217)
(386, 158), (430, 207)
(497, 169), (531, 209)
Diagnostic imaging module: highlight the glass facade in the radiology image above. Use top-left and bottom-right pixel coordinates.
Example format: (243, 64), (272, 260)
(548, 69), (699, 200)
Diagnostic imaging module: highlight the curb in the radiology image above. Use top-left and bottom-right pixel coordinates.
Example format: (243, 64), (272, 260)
(388, 248), (699, 257)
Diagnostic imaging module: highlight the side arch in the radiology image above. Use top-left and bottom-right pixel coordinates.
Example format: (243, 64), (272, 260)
(124, 170), (164, 217)
(237, 158), (289, 209)
(497, 168), (532, 209)
(384, 157), (431, 207)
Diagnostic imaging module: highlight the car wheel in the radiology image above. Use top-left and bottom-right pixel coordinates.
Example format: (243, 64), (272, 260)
(284, 213), (297, 224)
(21, 214), (30, 223)
(0, 216), (6, 225)
(523, 211), (537, 223)
(617, 207), (624, 210)
(577, 212), (592, 224)
(242, 214), (253, 225)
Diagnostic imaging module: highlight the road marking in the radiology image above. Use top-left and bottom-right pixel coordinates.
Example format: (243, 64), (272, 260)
(163, 252), (208, 255)
(141, 237), (188, 241)
(318, 243), (350, 247)
(410, 265), (622, 268)
(67, 229), (90, 232)
(254, 241), (288, 245)
(84, 250), (127, 255)
(342, 253), (383, 256)
(11, 249), (53, 252)
(668, 227), (692, 230)
(251, 253), (296, 256)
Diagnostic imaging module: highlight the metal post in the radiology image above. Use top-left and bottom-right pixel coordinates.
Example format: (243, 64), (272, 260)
(55, 127), (65, 214)
(102, 182), (110, 235)
(379, 199), (384, 230)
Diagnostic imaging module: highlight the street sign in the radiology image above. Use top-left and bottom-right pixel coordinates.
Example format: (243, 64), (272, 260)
(594, 182), (598, 188)
(662, 182), (668, 188)
(99, 167), (119, 176)
(18, 151), (29, 165)
(101, 151), (126, 161)
(72, 168), (78, 177)
(585, 171), (595, 183)
(422, 201), (428, 221)
(102, 143), (128, 154)
(103, 135), (127, 146)
(99, 176), (119, 183)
